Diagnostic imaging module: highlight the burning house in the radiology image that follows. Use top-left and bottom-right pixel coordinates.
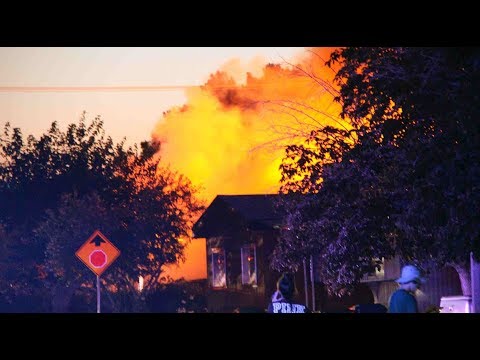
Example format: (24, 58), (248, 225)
(193, 194), (464, 313)
(193, 194), (375, 312)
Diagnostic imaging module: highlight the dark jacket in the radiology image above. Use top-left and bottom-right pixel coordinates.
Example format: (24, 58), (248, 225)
(388, 289), (418, 313)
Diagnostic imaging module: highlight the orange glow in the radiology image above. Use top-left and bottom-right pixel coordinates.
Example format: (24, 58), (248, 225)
(162, 238), (207, 281)
(154, 48), (348, 280)
(152, 47), (346, 202)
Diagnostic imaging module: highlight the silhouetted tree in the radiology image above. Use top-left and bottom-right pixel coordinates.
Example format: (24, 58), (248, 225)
(0, 112), (205, 311)
(274, 47), (480, 295)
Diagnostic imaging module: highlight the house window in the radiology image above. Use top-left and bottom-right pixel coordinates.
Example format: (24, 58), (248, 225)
(241, 244), (257, 286)
(211, 247), (226, 288)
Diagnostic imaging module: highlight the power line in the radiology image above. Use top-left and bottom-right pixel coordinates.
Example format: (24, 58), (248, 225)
(0, 80), (317, 93)
(0, 85), (198, 93)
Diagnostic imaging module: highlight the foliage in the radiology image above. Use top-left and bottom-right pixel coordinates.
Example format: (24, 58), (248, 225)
(0, 112), (205, 311)
(274, 47), (480, 295)
(145, 279), (208, 313)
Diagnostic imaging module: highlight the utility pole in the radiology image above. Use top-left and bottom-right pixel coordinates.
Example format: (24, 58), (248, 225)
(303, 258), (309, 309)
(471, 252), (480, 313)
(310, 255), (316, 312)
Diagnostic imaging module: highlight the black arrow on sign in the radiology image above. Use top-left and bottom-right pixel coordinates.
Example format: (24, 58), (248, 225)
(90, 236), (106, 246)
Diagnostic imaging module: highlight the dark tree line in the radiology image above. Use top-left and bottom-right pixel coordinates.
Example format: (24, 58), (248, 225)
(0, 112), (205, 312)
(273, 47), (480, 296)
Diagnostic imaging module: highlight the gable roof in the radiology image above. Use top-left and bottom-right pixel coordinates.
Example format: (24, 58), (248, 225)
(193, 194), (284, 238)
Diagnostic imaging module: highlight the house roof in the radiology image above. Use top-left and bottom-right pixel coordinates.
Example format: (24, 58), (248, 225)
(193, 194), (284, 238)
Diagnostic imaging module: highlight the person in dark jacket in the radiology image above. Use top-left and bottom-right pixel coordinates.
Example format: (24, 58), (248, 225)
(388, 264), (425, 313)
(267, 273), (310, 313)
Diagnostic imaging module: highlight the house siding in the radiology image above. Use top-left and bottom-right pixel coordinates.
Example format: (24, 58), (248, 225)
(364, 257), (463, 312)
(205, 230), (281, 312)
(196, 195), (466, 313)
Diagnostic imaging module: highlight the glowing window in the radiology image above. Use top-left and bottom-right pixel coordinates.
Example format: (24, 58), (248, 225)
(241, 244), (257, 286)
(211, 247), (226, 288)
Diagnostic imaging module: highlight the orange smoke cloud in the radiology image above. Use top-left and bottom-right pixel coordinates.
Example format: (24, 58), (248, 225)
(152, 47), (345, 203)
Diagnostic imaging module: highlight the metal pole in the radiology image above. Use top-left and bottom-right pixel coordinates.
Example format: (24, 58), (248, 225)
(471, 252), (480, 313)
(303, 258), (309, 308)
(96, 275), (101, 313)
(310, 255), (316, 312)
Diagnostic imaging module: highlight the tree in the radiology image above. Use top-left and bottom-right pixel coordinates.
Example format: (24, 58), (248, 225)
(0, 223), (48, 311)
(34, 192), (117, 312)
(273, 132), (400, 295)
(0, 113), (205, 311)
(273, 47), (480, 295)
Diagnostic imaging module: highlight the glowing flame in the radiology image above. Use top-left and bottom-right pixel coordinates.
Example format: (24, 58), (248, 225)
(152, 47), (346, 204)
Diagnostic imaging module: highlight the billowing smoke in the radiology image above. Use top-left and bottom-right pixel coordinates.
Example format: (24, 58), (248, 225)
(152, 47), (344, 203)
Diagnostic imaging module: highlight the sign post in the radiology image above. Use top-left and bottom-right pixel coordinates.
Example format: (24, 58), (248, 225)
(76, 230), (120, 313)
(97, 276), (101, 313)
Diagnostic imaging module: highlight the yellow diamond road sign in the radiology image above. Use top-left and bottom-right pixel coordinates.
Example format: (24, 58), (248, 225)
(76, 230), (120, 276)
